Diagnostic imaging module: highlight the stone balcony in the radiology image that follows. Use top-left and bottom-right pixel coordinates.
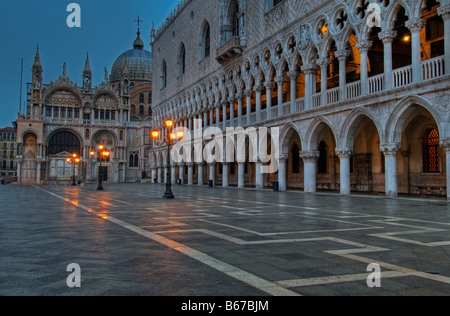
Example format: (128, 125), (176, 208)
(216, 37), (242, 64)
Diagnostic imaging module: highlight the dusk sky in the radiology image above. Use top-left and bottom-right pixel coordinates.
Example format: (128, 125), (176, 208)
(0, 0), (180, 127)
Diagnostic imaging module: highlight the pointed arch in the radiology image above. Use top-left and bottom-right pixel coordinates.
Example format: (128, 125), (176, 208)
(305, 116), (338, 151)
(340, 107), (384, 150)
(385, 95), (444, 144)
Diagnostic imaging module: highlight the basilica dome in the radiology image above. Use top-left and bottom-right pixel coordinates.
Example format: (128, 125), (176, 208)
(110, 31), (152, 83)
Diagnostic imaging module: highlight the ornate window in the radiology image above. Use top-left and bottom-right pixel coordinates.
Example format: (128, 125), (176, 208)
(139, 94), (145, 103)
(423, 128), (440, 173)
(48, 131), (81, 156)
(204, 24), (211, 58)
(129, 152), (139, 168)
(232, 3), (240, 37)
(178, 43), (186, 76)
(160, 60), (167, 89)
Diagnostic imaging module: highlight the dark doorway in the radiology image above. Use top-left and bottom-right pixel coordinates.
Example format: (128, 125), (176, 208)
(98, 166), (108, 182)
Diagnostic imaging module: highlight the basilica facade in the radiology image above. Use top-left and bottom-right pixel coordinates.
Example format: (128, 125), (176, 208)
(150, 0), (450, 198)
(15, 30), (153, 185)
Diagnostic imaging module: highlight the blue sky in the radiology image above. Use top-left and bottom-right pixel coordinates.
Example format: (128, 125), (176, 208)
(0, 0), (180, 127)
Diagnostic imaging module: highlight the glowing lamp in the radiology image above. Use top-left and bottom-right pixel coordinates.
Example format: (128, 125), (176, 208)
(177, 131), (184, 140)
(165, 119), (174, 129)
(151, 130), (160, 139)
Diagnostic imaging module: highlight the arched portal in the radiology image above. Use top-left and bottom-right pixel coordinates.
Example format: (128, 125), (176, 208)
(47, 130), (82, 182)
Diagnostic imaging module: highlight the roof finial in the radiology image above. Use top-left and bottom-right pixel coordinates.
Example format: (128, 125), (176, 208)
(133, 16), (145, 49)
(135, 16), (143, 36)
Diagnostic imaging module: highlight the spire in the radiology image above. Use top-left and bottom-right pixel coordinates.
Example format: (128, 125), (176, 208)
(33, 45), (42, 71)
(83, 52), (91, 76)
(133, 16), (144, 49)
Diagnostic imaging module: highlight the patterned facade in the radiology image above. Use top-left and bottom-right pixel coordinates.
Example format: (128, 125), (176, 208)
(150, 0), (450, 198)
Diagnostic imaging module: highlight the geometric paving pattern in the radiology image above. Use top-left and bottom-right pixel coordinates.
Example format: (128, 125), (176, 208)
(1, 183), (450, 296)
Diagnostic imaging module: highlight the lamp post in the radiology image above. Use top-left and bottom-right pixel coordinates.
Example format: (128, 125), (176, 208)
(66, 153), (81, 186)
(90, 145), (110, 191)
(151, 119), (184, 199)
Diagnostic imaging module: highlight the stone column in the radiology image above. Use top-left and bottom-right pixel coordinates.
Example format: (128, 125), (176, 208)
(264, 81), (273, 119)
(36, 160), (41, 184)
(179, 163), (185, 184)
(197, 162), (204, 185)
(406, 18), (424, 83)
(208, 107), (213, 127)
(237, 94), (243, 126)
(255, 86), (263, 122)
(336, 148), (354, 195)
(157, 166), (162, 183)
(438, 5), (450, 74)
(300, 151), (320, 193)
(17, 160), (22, 184)
(301, 64), (318, 109)
(245, 90), (252, 125)
(203, 111), (208, 128)
(355, 41), (371, 95)
(378, 30), (397, 90)
(151, 168), (157, 183)
(334, 50), (348, 101)
(187, 163), (194, 185)
(275, 76), (285, 116)
(380, 143), (401, 198)
(440, 138), (450, 199)
(317, 58), (330, 106)
(222, 102), (227, 130)
(171, 166), (176, 184)
(278, 155), (288, 191)
(238, 162), (245, 188)
(287, 71), (299, 113)
(229, 97), (235, 126)
(222, 163), (229, 187)
(255, 160), (263, 189)
(209, 162), (216, 186)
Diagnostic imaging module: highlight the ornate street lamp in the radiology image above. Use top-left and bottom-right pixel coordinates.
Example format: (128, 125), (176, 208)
(151, 119), (184, 199)
(90, 145), (110, 191)
(66, 153), (81, 186)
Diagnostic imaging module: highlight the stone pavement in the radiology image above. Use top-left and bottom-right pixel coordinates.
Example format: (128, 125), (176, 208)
(1, 183), (450, 296)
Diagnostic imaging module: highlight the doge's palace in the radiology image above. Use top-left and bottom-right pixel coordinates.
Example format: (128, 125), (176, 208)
(150, 0), (450, 198)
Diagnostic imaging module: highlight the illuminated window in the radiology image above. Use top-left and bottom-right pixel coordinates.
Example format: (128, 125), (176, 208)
(423, 128), (440, 173)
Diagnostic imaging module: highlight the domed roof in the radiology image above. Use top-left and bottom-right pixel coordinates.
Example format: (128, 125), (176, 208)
(110, 31), (152, 83)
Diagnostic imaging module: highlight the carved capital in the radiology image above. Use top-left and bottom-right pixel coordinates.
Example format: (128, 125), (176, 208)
(335, 148), (354, 158)
(380, 143), (401, 155)
(405, 18), (424, 33)
(299, 151), (320, 162)
(316, 57), (331, 68)
(440, 138), (450, 151)
(264, 81), (274, 89)
(334, 49), (349, 60)
(287, 70), (300, 80)
(378, 30), (397, 43)
(275, 154), (289, 163)
(355, 40), (372, 52)
(437, 5), (450, 20)
(244, 89), (253, 97)
(301, 63), (318, 74)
